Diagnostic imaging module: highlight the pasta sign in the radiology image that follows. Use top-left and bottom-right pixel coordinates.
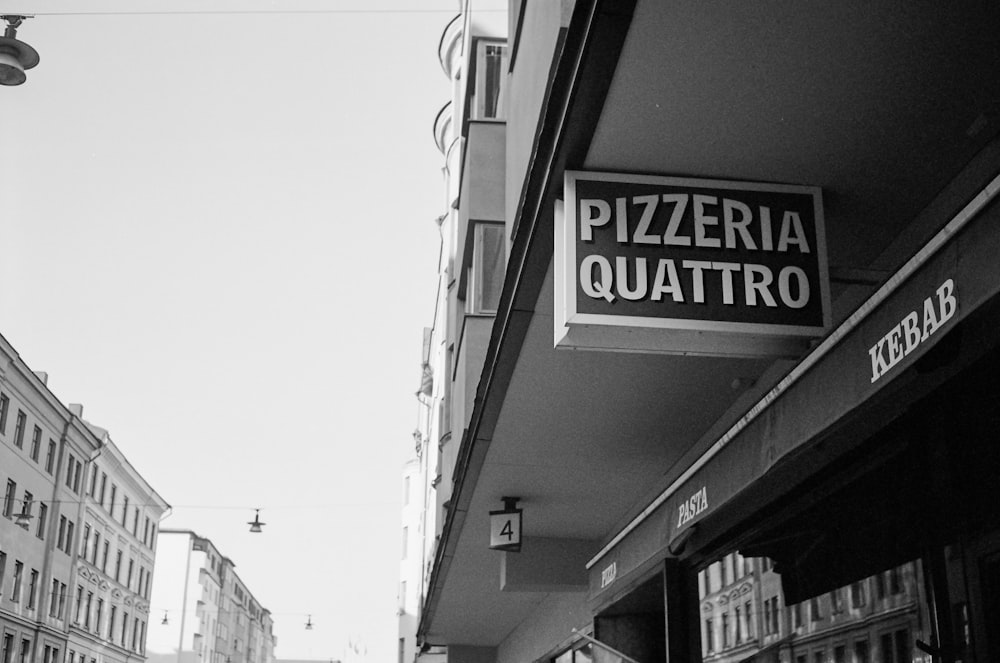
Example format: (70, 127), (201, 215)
(554, 171), (831, 356)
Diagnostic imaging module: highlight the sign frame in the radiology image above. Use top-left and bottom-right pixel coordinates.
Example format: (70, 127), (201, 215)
(555, 170), (831, 356)
(489, 507), (523, 552)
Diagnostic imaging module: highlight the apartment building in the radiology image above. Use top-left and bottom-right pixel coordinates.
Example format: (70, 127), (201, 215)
(145, 530), (275, 663)
(404, 1), (1000, 663)
(0, 333), (169, 663)
(66, 426), (169, 663)
(397, 6), (506, 663)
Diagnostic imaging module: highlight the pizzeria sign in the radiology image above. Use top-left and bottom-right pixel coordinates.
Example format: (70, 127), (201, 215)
(555, 171), (831, 356)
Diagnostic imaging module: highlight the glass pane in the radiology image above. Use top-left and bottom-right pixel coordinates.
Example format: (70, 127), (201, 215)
(695, 555), (931, 663)
(476, 224), (505, 313)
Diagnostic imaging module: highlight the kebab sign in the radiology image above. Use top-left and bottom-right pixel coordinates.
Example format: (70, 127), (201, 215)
(554, 171), (830, 356)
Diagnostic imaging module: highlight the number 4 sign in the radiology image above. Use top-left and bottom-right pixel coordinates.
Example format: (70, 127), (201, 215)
(489, 501), (523, 552)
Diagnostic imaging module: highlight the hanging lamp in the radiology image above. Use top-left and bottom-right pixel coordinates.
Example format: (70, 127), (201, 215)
(247, 509), (265, 533)
(0, 16), (39, 86)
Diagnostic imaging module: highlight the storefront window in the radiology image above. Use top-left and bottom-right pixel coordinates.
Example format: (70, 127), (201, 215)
(695, 556), (933, 663)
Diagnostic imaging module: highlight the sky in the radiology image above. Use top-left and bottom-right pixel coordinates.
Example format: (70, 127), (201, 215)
(0, 1), (492, 661)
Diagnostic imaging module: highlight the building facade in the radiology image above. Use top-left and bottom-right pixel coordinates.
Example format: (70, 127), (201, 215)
(397, 5), (507, 663)
(145, 530), (275, 663)
(67, 427), (169, 663)
(404, 2), (1000, 663)
(0, 333), (169, 663)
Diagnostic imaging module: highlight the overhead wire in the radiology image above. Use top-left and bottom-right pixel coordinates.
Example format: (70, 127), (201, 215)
(6, 8), (504, 17)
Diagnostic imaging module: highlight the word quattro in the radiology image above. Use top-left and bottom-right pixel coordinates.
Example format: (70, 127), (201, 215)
(577, 192), (817, 309)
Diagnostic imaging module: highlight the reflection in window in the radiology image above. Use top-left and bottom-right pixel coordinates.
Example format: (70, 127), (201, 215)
(697, 559), (928, 663)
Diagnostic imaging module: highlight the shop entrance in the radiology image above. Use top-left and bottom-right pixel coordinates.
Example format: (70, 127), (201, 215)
(594, 572), (666, 663)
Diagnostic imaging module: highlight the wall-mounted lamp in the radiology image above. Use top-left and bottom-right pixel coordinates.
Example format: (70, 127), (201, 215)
(489, 496), (522, 552)
(14, 505), (32, 528)
(0, 16), (39, 86)
(247, 509), (265, 533)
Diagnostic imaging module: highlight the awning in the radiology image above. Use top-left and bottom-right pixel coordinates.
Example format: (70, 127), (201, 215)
(588, 170), (1000, 603)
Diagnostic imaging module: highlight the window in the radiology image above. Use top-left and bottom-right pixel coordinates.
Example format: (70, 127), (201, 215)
(704, 618), (714, 653)
(830, 589), (844, 614)
(84, 591), (93, 628)
(19, 491), (32, 524)
(473, 40), (507, 120)
(851, 581), (866, 608)
(764, 598), (772, 635)
(888, 567), (903, 594)
(3, 480), (15, 518)
(121, 496), (129, 527)
(34, 505), (46, 540)
(132, 616), (139, 650)
(30, 426), (41, 461)
(2, 635), (13, 663)
(874, 571), (886, 599)
(27, 569), (37, 608)
(11, 561), (23, 601)
(73, 462), (81, 494)
(722, 613), (731, 648)
(91, 533), (100, 565)
(18, 640), (28, 663)
(57, 516), (66, 549)
(57, 582), (66, 619)
(127, 558), (134, 588)
(109, 485), (117, 516)
(99, 473), (107, 506)
(792, 601), (802, 628)
(0, 552), (5, 596)
(735, 606), (742, 643)
(401, 526), (408, 559)
(102, 541), (110, 573)
(466, 223), (506, 315)
(81, 524), (91, 559)
(45, 440), (55, 474)
(811, 596), (822, 621)
(834, 645), (846, 663)
(114, 550), (122, 582)
(49, 579), (59, 617)
(770, 597), (780, 634)
(96, 598), (104, 633)
(143, 517), (151, 546)
(65, 522), (74, 554)
(814, 651), (825, 663)
(14, 411), (26, 448)
(65, 454), (76, 488)
(89, 466), (98, 496)
(109, 605), (117, 640)
(0, 393), (8, 434)
(744, 601), (752, 637)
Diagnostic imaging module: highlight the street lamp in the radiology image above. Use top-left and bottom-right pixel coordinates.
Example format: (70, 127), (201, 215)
(0, 16), (39, 86)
